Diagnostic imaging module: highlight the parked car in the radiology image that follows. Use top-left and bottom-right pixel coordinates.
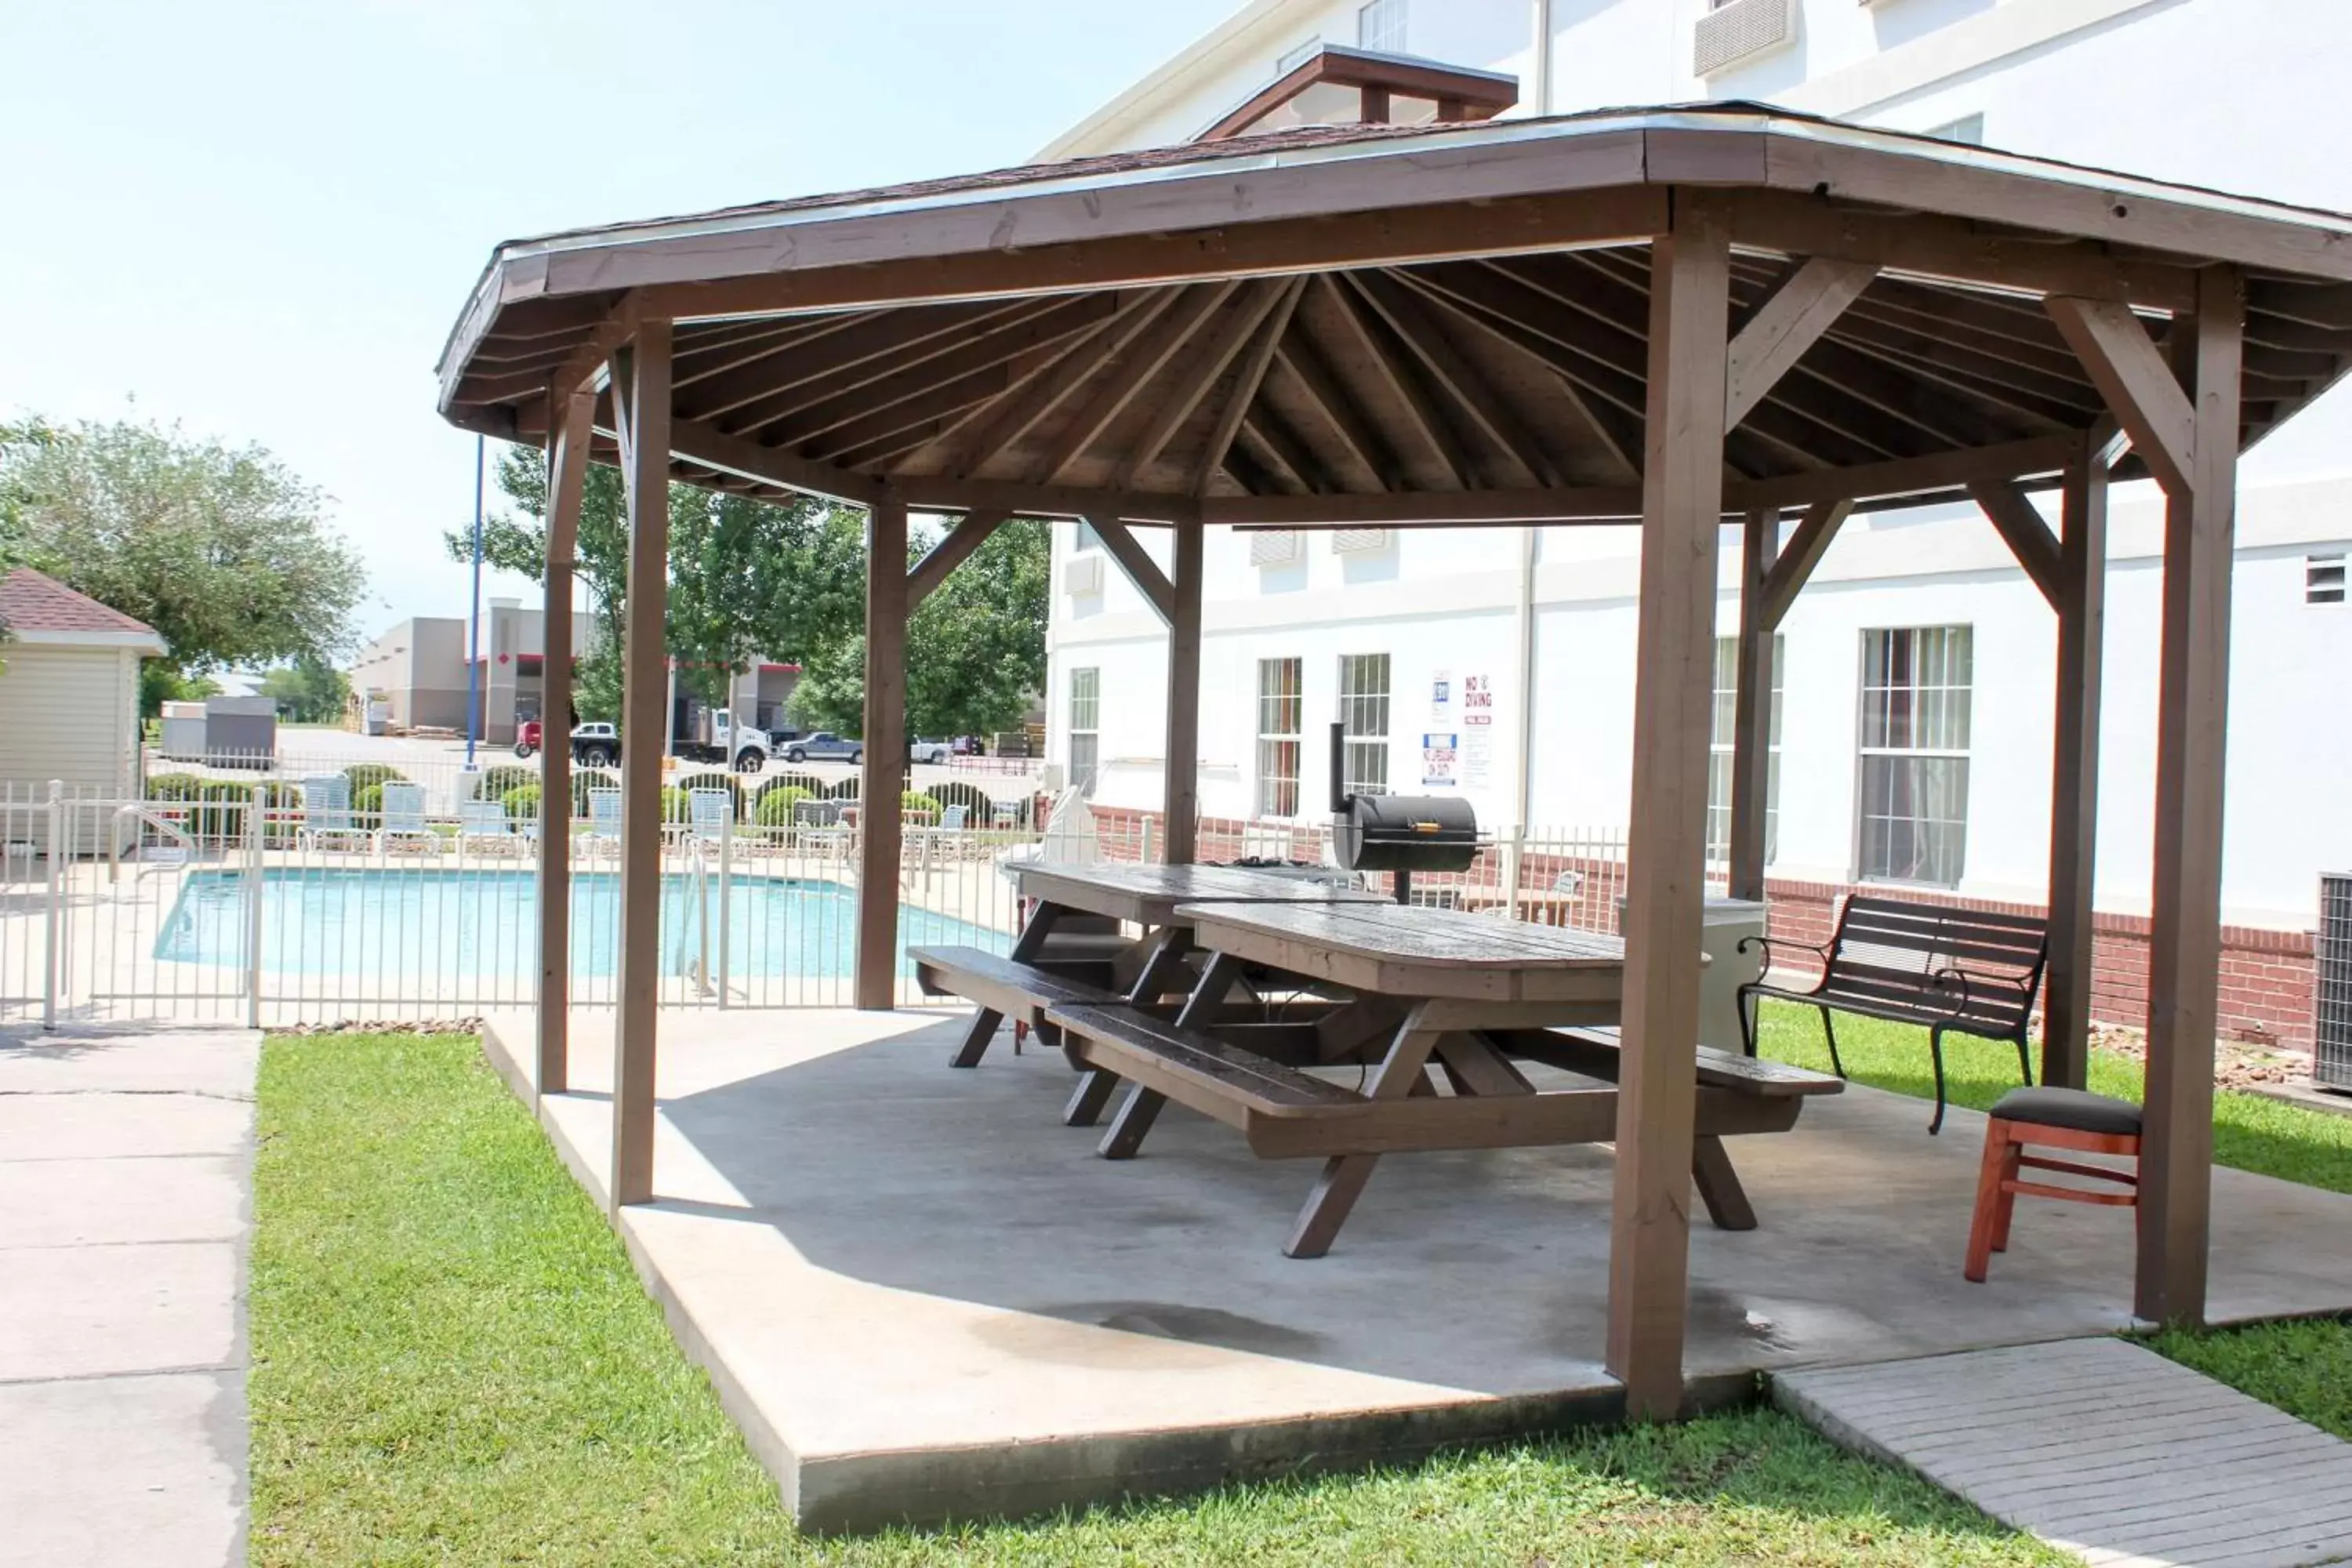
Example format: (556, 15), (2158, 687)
(782, 731), (861, 764)
(673, 707), (771, 772)
(909, 736), (952, 765)
(514, 719), (543, 758)
(572, 721), (620, 767)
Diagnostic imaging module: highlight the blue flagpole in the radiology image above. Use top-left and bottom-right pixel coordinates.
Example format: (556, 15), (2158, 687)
(464, 434), (485, 768)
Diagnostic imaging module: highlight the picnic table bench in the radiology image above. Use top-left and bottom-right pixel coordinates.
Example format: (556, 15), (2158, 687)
(1736, 894), (2047, 1133)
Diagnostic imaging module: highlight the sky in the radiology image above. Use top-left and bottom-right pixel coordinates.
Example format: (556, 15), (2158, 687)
(0, 1), (1239, 646)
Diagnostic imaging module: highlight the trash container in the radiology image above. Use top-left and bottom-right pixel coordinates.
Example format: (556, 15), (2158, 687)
(1615, 895), (1769, 1054)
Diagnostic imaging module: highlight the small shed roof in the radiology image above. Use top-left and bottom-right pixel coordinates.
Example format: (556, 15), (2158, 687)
(0, 568), (166, 654)
(435, 103), (2352, 523)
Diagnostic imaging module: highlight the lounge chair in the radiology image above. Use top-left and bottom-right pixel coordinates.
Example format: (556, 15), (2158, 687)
(376, 782), (438, 853)
(688, 787), (734, 845)
(457, 797), (524, 855)
(296, 775), (360, 850)
(586, 788), (622, 857)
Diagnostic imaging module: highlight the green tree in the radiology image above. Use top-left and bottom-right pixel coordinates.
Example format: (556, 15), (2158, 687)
(0, 418), (367, 702)
(256, 654), (352, 724)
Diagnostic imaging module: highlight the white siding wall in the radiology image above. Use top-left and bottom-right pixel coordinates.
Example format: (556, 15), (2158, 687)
(0, 644), (141, 848)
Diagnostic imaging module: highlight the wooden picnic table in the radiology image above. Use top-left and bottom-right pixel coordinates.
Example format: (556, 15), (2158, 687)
(1046, 899), (1838, 1257)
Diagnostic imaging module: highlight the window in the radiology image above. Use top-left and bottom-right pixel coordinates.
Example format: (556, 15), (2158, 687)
(1856, 626), (1972, 886)
(2310, 554), (2347, 604)
(1924, 113), (1984, 145)
(1338, 653), (1391, 797)
(1068, 667), (1100, 791)
(1706, 635), (1784, 864)
(1276, 37), (1319, 73)
(1357, 0), (1406, 53)
(1073, 521), (1102, 554)
(1256, 658), (1303, 817)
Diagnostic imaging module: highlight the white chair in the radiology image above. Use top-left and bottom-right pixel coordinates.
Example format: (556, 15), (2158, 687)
(296, 775), (358, 850)
(586, 788), (622, 857)
(456, 798), (520, 855)
(688, 787), (734, 844)
(376, 782), (437, 853)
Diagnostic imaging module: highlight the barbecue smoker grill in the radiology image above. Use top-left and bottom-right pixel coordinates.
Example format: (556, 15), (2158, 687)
(1327, 721), (1479, 904)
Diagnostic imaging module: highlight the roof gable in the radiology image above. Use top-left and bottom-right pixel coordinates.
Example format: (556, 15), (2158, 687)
(0, 568), (166, 651)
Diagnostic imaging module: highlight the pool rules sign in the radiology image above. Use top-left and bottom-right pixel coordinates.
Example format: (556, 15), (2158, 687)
(1425, 670), (1496, 789)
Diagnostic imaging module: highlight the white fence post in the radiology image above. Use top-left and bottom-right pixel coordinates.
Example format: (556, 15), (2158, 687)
(717, 815), (733, 1010)
(245, 783), (266, 1029)
(42, 781), (62, 1029)
(1502, 825), (1526, 922)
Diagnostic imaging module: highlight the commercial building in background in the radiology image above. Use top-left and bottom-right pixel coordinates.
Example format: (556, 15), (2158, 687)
(1040, 0), (2352, 1044)
(349, 601), (800, 746)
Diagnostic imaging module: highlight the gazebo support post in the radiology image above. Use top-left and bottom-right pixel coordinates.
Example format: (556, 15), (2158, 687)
(2139, 269), (2243, 1323)
(854, 492), (910, 1011)
(535, 385), (592, 1098)
(1726, 509), (1777, 903)
(1163, 521), (1204, 863)
(1609, 194), (1731, 1418)
(611, 324), (673, 1208)
(2042, 439), (2111, 1090)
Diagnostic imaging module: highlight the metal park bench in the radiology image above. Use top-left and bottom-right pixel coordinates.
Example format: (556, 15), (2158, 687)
(1736, 895), (2049, 1134)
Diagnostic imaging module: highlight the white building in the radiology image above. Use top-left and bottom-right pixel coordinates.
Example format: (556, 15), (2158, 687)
(1039, 0), (2352, 1040)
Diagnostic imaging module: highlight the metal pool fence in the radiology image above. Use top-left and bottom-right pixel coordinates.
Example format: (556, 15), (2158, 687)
(0, 777), (1628, 1028)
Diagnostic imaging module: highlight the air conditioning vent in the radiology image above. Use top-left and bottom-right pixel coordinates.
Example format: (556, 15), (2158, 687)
(1064, 554), (1104, 596)
(2309, 554), (2346, 604)
(1249, 530), (1302, 567)
(1331, 528), (1392, 555)
(2320, 873), (2352, 1089)
(1694, 0), (1795, 75)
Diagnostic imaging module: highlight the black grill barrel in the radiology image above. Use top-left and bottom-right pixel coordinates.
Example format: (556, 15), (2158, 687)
(1329, 720), (1348, 815)
(1327, 717), (1480, 902)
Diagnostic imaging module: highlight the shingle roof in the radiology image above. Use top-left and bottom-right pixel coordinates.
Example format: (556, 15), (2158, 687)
(0, 568), (162, 642)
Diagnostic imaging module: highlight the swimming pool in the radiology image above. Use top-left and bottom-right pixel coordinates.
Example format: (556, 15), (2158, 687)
(154, 867), (1004, 981)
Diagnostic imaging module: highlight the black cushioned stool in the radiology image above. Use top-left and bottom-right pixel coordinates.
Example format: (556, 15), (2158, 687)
(1965, 1087), (2142, 1283)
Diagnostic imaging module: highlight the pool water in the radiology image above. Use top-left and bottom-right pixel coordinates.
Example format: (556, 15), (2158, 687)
(154, 868), (1002, 980)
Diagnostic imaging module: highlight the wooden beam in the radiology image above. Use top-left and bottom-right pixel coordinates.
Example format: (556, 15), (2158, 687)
(2045, 297), (2195, 497)
(611, 323), (673, 1209)
(1115, 280), (1290, 489)
(946, 292), (1171, 478)
(854, 492), (911, 1011)
(1758, 498), (1856, 630)
(906, 510), (1007, 609)
(1609, 194), (1732, 1421)
(1275, 325), (1406, 490)
(1726, 510), (1776, 902)
(1352, 270), (1563, 487)
(1726, 433), (2078, 514)
(1966, 478), (2063, 608)
(1036, 282), (1240, 483)
(1189, 278), (1305, 495)
(1725, 256), (1878, 428)
(659, 414), (883, 506)
(2043, 439), (2108, 1091)
(1239, 400), (1332, 494)
(535, 385), (592, 1099)
(891, 474), (1195, 524)
(1200, 484), (1640, 528)
(1083, 515), (1175, 623)
(1330, 274), (1474, 488)
(1163, 522), (1204, 863)
(2138, 266), (2243, 1327)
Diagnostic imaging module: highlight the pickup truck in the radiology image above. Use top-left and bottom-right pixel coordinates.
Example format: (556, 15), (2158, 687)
(781, 732), (862, 764)
(571, 722), (620, 767)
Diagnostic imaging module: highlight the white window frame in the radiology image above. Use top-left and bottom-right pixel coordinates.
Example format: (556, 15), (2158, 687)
(1337, 652), (1391, 797)
(1853, 626), (1973, 888)
(1357, 0), (1406, 54)
(1706, 633), (1784, 866)
(1067, 667), (1100, 791)
(1255, 657), (1304, 818)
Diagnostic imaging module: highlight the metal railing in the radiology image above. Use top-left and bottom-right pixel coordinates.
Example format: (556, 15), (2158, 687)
(1, 775), (1629, 1027)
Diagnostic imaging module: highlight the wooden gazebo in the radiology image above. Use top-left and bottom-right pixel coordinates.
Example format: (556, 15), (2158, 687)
(434, 103), (2352, 1415)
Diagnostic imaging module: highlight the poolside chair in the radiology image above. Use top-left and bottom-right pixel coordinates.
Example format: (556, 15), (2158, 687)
(586, 788), (622, 858)
(456, 798), (521, 855)
(688, 787), (734, 845)
(376, 782), (437, 854)
(791, 796), (848, 859)
(296, 775), (359, 850)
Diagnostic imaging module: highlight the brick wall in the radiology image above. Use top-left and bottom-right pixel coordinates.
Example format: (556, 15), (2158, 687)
(1083, 805), (2318, 1047)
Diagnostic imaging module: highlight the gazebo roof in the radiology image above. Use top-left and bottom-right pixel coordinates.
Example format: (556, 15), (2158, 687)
(434, 102), (2352, 523)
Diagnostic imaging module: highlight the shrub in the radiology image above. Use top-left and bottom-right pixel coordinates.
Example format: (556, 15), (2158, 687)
(926, 779), (997, 826)
(902, 789), (942, 819)
(343, 763), (405, 793)
(144, 771), (208, 803)
(571, 768), (621, 818)
(753, 786), (815, 828)
(823, 778), (862, 800)
(659, 785), (691, 823)
(469, 764), (537, 801)
(501, 784), (542, 824)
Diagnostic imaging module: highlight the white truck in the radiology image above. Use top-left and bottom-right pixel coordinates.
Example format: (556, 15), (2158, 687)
(673, 708), (772, 772)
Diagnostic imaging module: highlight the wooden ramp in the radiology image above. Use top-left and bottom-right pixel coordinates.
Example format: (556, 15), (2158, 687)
(1777, 1338), (2352, 1567)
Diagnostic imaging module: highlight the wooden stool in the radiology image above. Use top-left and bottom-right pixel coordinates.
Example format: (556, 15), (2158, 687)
(1965, 1087), (2141, 1283)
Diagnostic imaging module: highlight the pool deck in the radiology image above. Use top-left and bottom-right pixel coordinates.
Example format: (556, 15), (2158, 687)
(481, 1006), (2352, 1534)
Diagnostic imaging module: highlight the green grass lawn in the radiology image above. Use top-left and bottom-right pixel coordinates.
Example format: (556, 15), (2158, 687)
(251, 1032), (2063, 1566)
(1753, 1001), (2352, 1441)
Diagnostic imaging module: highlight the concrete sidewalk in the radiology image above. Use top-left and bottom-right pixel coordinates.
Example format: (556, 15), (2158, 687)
(0, 1025), (259, 1568)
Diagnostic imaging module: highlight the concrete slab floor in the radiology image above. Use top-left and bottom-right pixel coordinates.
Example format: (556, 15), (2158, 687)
(484, 1007), (2352, 1534)
(0, 1025), (256, 1568)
